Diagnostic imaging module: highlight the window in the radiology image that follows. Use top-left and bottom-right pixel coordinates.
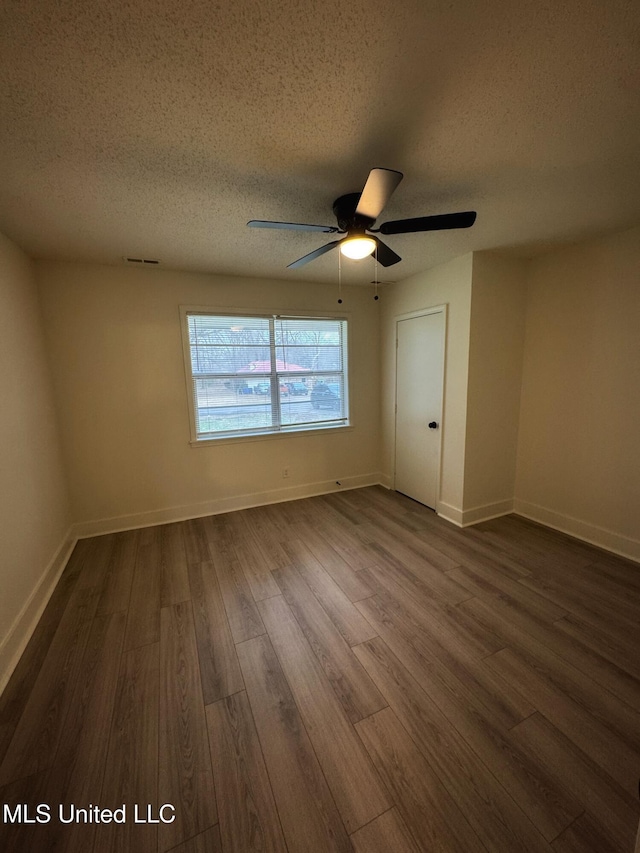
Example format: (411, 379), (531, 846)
(183, 311), (349, 441)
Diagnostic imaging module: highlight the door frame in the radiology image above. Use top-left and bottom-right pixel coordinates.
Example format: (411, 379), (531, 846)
(393, 304), (448, 513)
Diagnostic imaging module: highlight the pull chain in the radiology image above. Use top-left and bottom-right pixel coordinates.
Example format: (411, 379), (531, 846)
(374, 247), (379, 301)
(338, 250), (343, 304)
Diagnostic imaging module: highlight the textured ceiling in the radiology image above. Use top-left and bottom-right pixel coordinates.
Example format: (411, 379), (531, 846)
(1, 0), (639, 285)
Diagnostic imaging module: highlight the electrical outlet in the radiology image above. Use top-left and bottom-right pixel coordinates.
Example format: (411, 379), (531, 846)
(282, 467), (290, 479)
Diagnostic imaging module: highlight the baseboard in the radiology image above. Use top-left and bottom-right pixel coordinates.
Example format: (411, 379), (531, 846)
(461, 499), (515, 526)
(0, 529), (76, 696)
(437, 501), (464, 526)
(72, 472), (385, 538)
(513, 499), (640, 564)
(437, 499), (514, 528)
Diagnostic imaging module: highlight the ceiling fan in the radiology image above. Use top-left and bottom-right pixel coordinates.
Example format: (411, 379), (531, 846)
(247, 168), (476, 269)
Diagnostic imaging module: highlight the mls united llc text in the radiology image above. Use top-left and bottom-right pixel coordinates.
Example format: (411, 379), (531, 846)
(3, 803), (176, 824)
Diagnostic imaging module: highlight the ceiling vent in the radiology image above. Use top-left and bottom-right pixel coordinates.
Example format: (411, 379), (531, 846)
(123, 256), (160, 265)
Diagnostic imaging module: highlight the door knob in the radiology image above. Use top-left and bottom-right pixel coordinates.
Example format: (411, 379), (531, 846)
(428, 421), (438, 429)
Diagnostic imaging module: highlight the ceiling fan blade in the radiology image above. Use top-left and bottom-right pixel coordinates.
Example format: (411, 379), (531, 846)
(287, 240), (341, 269)
(379, 210), (477, 235)
(373, 237), (402, 267)
(248, 220), (338, 233)
(355, 168), (404, 222)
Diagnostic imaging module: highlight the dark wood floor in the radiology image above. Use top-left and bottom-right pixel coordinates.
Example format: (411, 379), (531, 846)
(1, 486), (639, 852)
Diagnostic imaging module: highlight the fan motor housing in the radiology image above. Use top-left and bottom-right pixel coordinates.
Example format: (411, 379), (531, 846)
(332, 193), (374, 233)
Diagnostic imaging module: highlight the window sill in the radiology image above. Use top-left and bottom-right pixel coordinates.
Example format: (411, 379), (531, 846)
(189, 422), (353, 447)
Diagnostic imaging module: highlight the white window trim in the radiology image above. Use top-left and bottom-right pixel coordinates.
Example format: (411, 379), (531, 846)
(180, 305), (351, 445)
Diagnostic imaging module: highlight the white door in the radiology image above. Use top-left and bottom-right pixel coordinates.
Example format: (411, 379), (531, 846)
(394, 310), (444, 509)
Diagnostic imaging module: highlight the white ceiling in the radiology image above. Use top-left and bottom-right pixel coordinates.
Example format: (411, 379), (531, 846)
(1, 0), (639, 285)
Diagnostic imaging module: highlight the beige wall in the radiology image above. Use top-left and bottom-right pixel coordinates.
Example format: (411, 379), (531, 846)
(463, 253), (527, 516)
(0, 233), (71, 688)
(380, 253), (473, 515)
(37, 261), (381, 531)
(515, 225), (640, 560)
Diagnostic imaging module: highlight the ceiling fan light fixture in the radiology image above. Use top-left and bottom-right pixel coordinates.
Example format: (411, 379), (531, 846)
(248, 168), (476, 270)
(340, 235), (376, 260)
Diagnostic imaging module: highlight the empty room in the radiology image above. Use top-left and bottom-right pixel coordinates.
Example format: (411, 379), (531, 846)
(1, 1), (639, 851)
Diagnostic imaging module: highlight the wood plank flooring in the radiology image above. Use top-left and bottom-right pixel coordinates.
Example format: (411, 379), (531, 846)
(1, 487), (639, 852)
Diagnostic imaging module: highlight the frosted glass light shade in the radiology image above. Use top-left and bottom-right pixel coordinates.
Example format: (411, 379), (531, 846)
(340, 236), (376, 260)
